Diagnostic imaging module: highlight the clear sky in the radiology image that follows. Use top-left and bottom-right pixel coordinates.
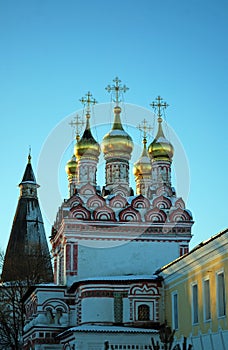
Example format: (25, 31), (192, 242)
(0, 0), (227, 252)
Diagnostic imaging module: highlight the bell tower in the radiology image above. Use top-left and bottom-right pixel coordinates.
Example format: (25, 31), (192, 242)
(101, 77), (134, 196)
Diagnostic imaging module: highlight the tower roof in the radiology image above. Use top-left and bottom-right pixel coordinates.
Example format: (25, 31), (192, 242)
(148, 96), (174, 162)
(20, 154), (36, 184)
(1, 155), (53, 283)
(148, 116), (174, 162)
(74, 92), (100, 161)
(102, 78), (133, 160)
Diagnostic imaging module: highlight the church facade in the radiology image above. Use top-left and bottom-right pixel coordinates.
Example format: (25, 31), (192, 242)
(21, 78), (194, 349)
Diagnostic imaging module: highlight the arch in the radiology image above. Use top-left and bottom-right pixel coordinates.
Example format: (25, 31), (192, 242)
(169, 208), (192, 222)
(153, 195), (172, 209)
(69, 196), (83, 208)
(43, 299), (69, 313)
(112, 185), (130, 197)
(131, 195), (150, 209)
(138, 304), (150, 321)
(93, 206), (116, 221)
(109, 194), (127, 208)
(79, 183), (96, 196)
(70, 204), (91, 220)
(119, 206), (141, 222)
(87, 194), (106, 209)
(174, 198), (185, 209)
(144, 208), (167, 223)
(156, 185), (173, 197)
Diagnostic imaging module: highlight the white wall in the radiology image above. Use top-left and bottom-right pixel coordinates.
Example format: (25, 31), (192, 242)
(81, 298), (114, 323)
(75, 240), (179, 281)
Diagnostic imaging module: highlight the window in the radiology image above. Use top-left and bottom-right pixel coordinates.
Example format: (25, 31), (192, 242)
(203, 279), (211, 321)
(217, 272), (226, 317)
(192, 283), (199, 324)
(172, 292), (178, 329)
(138, 304), (150, 321)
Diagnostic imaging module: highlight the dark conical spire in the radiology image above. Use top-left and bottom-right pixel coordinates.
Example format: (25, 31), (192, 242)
(21, 153), (36, 183)
(1, 155), (53, 283)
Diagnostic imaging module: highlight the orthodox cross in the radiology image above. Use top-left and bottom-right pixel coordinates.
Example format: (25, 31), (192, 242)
(137, 118), (152, 144)
(150, 96), (169, 118)
(28, 146), (32, 163)
(105, 77), (129, 105)
(69, 114), (84, 141)
(79, 91), (97, 115)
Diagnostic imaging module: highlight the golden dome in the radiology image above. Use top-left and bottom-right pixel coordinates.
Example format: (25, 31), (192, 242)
(133, 139), (152, 177)
(148, 117), (174, 161)
(75, 114), (100, 161)
(65, 154), (77, 175)
(102, 106), (133, 159)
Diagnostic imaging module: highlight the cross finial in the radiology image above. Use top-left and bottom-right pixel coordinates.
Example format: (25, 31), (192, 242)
(69, 114), (85, 141)
(137, 119), (152, 144)
(79, 91), (97, 116)
(28, 146), (32, 164)
(150, 96), (169, 119)
(105, 77), (129, 105)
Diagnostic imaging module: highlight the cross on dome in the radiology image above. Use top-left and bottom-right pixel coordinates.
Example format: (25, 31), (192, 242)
(137, 118), (152, 144)
(105, 77), (129, 105)
(79, 91), (97, 116)
(69, 114), (85, 141)
(150, 95), (169, 119)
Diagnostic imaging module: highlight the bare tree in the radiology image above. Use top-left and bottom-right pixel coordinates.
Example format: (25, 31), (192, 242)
(0, 246), (53, 349)
(151, 323), (193, 350)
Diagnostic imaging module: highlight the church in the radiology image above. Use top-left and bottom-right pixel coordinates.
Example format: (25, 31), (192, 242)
(2, 78), (194, 349)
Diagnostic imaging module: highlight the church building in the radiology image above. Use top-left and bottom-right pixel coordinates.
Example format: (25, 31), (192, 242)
(10, 78), (194, 349)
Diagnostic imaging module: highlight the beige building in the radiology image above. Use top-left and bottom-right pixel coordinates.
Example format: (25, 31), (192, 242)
(158, 228), (228, 349)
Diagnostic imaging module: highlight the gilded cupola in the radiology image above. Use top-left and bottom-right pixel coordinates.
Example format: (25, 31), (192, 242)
(102, 105), (133, 160)
(148, 96), (174, 162)
(65, 154), (77, 176)
(134, 133), (152, 177)
(102, 77), (133, 160)
(74, 92), (100, 161)
(148, 116), (174, 161)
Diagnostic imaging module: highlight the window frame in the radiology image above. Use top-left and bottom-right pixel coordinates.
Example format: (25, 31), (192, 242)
(171, 291), (179, 330)
(191, 282), (199, 325)
(137, 303), (150, 321)
(203, 277), (211, 322)
(216, 270), (226, 318)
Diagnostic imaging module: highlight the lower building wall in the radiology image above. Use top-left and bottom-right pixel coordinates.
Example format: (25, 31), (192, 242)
(60, 332), (159, 350)
(189, 329), (228, 350)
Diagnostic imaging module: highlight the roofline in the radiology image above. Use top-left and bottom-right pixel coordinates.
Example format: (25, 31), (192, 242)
(22, 284), (65, 302)
(68, 275), (162, 293)
(57, 324), (159, 338)
(156, 227), (228, 273)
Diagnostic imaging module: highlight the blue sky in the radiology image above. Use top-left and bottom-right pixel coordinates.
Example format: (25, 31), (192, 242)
(0, 0), (227, 251)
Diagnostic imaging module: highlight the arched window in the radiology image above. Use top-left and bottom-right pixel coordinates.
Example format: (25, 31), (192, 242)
(138, 304), (150, 321)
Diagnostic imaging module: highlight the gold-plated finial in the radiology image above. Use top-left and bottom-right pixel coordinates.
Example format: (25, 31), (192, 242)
(69, 114), (85, 142)
(150, 96), (169, 119)
(137, 118), (152, 144)
(79, 91), (97, 116)
(105, 77), (129, 105)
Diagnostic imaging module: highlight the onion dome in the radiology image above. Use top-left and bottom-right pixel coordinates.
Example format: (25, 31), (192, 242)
(148, 117), (174, 161)
(65, 154), (77, 175)
(102, 106), (133, 160)
(75, 114), (100, 161)
(133, 137), (152, 176)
